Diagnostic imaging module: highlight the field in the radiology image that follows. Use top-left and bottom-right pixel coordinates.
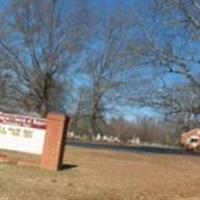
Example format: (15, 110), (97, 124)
(0, 146), (200, 200)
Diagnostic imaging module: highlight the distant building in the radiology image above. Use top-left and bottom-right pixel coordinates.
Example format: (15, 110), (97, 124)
(180, 129), (200, 151)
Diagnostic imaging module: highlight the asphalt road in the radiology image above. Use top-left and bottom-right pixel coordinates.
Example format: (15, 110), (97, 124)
(67, 140), (200, 156)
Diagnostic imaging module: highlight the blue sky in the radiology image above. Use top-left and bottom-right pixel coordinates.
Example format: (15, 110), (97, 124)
(2, 0), (197, 121)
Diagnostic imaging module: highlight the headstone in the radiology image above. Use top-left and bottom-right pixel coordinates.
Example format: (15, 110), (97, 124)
(96, 133), (101, 141)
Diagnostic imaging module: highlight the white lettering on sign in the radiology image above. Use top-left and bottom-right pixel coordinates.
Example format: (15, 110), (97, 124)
(0, 113), (46, 155)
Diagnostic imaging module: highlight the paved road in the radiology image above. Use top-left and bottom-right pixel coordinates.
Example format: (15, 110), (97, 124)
(67, 140), (200, 156)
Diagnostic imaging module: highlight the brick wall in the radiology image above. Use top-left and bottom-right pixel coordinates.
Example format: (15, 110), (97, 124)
(41, 113), (70, 170)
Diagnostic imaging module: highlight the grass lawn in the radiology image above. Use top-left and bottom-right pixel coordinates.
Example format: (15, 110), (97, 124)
(0, 146), (200, 200)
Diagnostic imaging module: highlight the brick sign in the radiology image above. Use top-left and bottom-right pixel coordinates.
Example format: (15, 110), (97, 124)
(0, 113), (46, 154)
(0, 112), (70, 171)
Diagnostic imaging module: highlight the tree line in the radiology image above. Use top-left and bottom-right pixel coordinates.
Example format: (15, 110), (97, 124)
(0, 0), (200, 145)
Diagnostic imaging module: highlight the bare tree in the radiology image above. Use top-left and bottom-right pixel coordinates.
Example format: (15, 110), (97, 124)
(124, 0), (200, 132)
(73, 7), (150, 137)
(0, 0), (92, 116)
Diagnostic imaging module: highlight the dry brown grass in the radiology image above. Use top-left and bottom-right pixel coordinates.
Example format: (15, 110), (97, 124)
(0, 146), (200, 200)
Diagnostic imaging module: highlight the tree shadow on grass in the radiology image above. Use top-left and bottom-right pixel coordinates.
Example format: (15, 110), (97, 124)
(61, 164), (78, 170)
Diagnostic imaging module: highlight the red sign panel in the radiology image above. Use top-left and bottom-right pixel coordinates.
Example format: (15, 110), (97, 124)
(0, 112), (46, 129)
